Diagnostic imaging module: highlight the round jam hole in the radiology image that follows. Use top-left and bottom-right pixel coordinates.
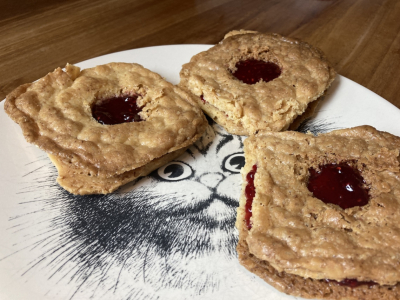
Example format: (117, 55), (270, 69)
(307, 163), (370, 209)
(232, 59), (281, 85)
(92, 95), (143, 125)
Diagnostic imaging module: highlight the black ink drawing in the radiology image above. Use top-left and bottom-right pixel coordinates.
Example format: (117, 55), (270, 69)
(296, 117), (341, 135)
(1, 118), (338, 300)
(2, 123), (246, 300)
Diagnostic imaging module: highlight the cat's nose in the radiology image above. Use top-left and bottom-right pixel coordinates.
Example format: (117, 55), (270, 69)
(199, 172), (224, 189)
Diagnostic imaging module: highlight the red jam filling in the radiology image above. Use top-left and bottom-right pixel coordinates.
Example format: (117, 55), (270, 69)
(200, 95), (206, 104)
(325, 278), (376, 288)
(232, 59), (281, 85)
(307, 163), (370, 209)
(92, 95), (143, 125)
(245, 165), (257, 230)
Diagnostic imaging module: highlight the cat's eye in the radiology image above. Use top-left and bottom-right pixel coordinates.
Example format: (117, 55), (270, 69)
(157, 161), (194, 181)
(223, 152), (245, 173)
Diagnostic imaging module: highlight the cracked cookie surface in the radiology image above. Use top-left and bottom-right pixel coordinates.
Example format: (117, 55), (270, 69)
(179, 30), (336, 135)
(236, 126), (400, 298)
(4, 62), (207, 194)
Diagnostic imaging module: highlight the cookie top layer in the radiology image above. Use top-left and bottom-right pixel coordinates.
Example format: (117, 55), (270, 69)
(236, 126), (400, 285)
(179, 31), (336, 135)
(4, 63), (207, 177)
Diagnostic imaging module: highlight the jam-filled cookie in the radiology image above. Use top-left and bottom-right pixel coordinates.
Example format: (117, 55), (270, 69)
(237, 126), (400, 299)
(4, 63), (207, 195)
(179, 30), (336, 135)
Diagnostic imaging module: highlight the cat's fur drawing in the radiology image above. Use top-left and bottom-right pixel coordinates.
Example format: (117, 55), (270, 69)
(5, 122), (246, 299)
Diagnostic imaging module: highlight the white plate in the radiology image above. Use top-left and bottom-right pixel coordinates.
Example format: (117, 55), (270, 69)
(1, 45), (400, 300)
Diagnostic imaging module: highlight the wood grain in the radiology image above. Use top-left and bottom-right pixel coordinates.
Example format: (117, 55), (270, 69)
(1, 0), (399, 108)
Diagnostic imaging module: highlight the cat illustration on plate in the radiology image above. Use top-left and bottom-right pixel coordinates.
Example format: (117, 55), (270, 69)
(5, 121), (247, 299)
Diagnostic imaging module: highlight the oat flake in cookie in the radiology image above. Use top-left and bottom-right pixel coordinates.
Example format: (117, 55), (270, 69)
(236, 126), (400, 299)
(179, 30), (336, 135)
(4, 63), (207, 195)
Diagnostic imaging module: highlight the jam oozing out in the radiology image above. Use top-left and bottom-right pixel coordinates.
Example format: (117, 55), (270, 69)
(200, 95), (207, 104)
(92, 95), (143, 125)
(232, 59), (281, 85)
(245, 165), (257, 230)
(325, 278), (376, 288)
(307, 163), (370, 209)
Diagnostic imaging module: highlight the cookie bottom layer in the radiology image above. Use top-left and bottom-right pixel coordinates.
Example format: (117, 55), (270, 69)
(49, 147), (188, 195)
(237, 238), (400, 300)
(288, 96), (322, 131)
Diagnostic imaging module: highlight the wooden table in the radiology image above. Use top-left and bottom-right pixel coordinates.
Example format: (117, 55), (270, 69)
(1, 0), (399, 108)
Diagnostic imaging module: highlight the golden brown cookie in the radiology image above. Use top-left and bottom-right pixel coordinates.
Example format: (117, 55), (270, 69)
(179, 31), (336, 135)
(236, 126), (400, 299)
(237, 238), (400, 300)
(4, 63), (207, 194)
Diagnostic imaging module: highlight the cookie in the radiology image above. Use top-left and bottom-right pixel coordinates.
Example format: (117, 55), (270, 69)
(236, 126), (400, 299)
(4, 63), (207, 194)
(237, 238), (400, 300)
(179, 30), (336, 135)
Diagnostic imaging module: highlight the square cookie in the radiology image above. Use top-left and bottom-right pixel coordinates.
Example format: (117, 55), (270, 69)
(237, 126), (400, 299)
